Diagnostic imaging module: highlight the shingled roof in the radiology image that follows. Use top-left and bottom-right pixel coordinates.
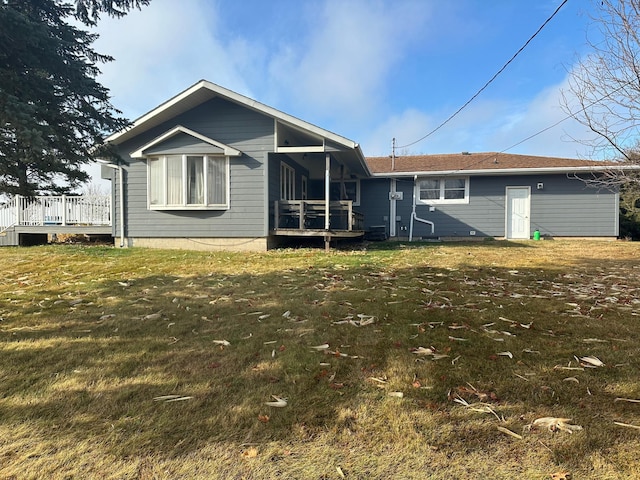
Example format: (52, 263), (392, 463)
(365, 152), (621, 176)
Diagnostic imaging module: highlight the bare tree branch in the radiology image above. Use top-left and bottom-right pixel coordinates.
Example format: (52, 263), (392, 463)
(562, 0), (640, 165)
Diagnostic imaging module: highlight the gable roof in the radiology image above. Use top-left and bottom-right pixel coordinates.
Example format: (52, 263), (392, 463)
(105, 80), (358, 150)
(130, 126), (241, 158)
(104, 79), (370, 176)
(366, 152), (632, 176)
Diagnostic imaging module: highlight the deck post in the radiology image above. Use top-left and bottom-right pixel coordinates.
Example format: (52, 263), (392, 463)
(15, 195), (21, 226)
(324, 153), (330, 231)
(61, 195), (67, 226)
(274, 200), (279, 230)
(348, 201), (353, 231)
(299, 201), (305, 230)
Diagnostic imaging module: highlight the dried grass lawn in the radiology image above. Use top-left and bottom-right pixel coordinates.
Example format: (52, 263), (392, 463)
(1, 240), (639, 479)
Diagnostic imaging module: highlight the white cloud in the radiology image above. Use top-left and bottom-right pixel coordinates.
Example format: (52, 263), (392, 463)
(361, 109), (434, 157)
(93, 0), (253, 119)
(268, 0), (432, 124)
(361, 98), (514, 157)
(484, 76), (599, 159)
(360, 74), (601, 160)
(90, 0), (436, 149)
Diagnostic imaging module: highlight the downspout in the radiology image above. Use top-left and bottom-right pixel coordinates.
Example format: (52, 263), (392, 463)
(389, 178), (397, 237)
(325, 153), (330, 231)
(101, 162), (125, 248)
(409, 175), (417, 242)
(118, 164), (124, 247)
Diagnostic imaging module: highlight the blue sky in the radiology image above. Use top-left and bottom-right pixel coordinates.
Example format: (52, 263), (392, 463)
(91, 0), (602, 170)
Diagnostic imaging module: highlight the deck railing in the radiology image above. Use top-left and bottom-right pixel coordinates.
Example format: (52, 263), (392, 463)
(0, 198), (17, 233)
(0, 195), (111, 231)
(274, 200), (364, 231)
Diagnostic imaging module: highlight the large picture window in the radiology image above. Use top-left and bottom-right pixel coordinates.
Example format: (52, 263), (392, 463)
(148, 155), (229, 209)
(416, 177), (469, 204)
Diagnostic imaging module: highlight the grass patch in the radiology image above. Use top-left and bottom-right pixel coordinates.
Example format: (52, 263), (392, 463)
(1, 241), (639, 479)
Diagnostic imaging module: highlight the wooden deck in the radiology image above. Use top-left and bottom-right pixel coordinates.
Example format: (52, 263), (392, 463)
(0, 195), (112, 245)
(273, 200), (365, 243)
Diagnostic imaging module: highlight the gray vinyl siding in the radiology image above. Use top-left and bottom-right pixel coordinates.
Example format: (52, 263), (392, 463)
(114, 97), (273, 239)
(360, 178), (391, 231)
(527, 175), (618, 237)
(360, 174), (619, 238)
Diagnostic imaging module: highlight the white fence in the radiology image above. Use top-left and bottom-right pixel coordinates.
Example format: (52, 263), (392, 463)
(0, 195), (111, 232)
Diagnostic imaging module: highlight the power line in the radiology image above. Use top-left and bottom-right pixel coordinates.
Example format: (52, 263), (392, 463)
(498, 79), (633, 156)
(397, 0), (569, 151)
(407, 79), (635, 176)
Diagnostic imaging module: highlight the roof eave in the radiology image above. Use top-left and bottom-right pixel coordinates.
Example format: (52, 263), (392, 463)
(369, 165), (640, 177)
(354, 144), (371, 177)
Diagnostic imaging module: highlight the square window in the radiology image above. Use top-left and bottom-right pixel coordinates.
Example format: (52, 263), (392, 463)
(444, 178), (466, 200)
(419, 179), (440, 200)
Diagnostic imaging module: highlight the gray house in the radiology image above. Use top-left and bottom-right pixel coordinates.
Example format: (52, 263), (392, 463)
(364, 153), (624, 241)
(95, 80), (628, 251)
(101, 80), (370, 251)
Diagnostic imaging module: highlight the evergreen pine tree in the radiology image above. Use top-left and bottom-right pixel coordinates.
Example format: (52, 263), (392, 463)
(0, 0), (149, 196)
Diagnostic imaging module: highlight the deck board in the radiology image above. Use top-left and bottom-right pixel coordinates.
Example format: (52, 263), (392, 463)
(273, 228), (364, 238)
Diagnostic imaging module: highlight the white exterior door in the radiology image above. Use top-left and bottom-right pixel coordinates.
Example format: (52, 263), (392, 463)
(506, 187), (531, 239)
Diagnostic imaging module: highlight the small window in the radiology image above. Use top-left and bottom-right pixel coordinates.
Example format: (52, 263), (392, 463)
(330, 179), (360, 206)
(418, 179), (440, 200)
(417, 177), (469, 204)
(148, 154), (228, 209)
(444, 178), (466, 200)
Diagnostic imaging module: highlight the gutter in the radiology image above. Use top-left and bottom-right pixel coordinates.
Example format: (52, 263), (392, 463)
(98, 160), (125, 248)
(368, 165), (640, 177)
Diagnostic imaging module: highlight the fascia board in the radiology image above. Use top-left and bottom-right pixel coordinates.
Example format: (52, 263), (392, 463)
(354, 144), (371, 176)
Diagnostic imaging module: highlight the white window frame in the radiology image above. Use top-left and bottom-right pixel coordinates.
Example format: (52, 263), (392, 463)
(416, 176), (469, 205)
(331, 179), (360, 206)
(147, 154), (230, 210)
(280, 162), (295, 200)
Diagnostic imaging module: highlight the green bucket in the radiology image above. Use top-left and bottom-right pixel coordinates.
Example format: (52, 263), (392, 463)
(533, 230), (541, 241)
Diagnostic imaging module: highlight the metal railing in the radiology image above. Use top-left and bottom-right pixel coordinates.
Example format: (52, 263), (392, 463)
(0, 195), (111, 231)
